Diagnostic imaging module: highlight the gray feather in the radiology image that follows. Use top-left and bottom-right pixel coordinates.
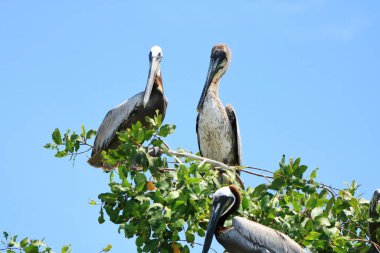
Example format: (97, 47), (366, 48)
(92, 92), (144, 154)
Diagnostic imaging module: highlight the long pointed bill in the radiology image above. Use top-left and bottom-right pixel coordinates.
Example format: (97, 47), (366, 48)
(143, 57), (160, 107)
(202, 194), (234, 253)
(202, 202), (223, 253)
(197, 58), (219, 112)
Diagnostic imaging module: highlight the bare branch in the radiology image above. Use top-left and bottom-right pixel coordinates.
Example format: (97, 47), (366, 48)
(164, 149), (229, 170)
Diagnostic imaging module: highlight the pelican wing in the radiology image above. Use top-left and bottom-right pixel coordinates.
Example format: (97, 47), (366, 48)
(232, 217), (304, 253)
(225, 104), (242, 165)
(92, 91), (144, 154)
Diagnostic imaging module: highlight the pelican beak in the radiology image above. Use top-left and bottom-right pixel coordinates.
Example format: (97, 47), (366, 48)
(202, 194), (234, 253)
(143, 56), (161, 107)
(197, 51), (225, 112)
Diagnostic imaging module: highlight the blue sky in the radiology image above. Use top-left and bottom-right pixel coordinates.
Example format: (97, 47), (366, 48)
(1, 1), (379, 252)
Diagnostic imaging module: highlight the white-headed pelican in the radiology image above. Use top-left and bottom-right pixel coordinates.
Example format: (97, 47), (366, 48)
(202, 185), (305, 253)
(88, 46), (167, 168)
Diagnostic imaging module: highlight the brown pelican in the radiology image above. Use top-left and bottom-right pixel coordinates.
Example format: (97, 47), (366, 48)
(368, 189), (380, 253)
(202, 185), (305, 253)
(88, 46), (167, 168)
(196, 45), (242, 183)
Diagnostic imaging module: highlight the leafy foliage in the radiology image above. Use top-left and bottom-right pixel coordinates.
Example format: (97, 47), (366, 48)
(94, 115), (221, 253)
(0, 231), (71, 253)
(241, 158), (372, 252)
(44, 125), (96, 160)
(45, 115), (378, 252)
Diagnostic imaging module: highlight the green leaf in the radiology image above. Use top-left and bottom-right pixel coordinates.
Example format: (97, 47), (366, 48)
(124, 223), (136, 238)
(98, 207), (105, 224)
(260, 195), (271, 209)
(270, 177), (285, 190)
(52, 128), (62, 145)
(154, 113), (163, 127)
(135, 195), (151, 203)
(185, 178), (201, 184)
(173, 219), (185, 228)
(311, 207), (323, 220)
(316, 217), (330, 226)
(80, 125), (85, 138)
(23, 244), (39, 253)
(20, 237), (30, 248)
(148, 203), (164, 210)
(135, 128), (145, 143)
(155, 180), (169, 191)
(242, 197), (250, 209)
(136, 236), (144, 247)
(174, 200), (185, 209)
(43, 143), (56, 149)
(102, 244), (112, 252)
(157, 124), (176, 137)
(305, 231), (321, 241)
(86, 129), (97, 140)
(151, 139), (163, 147)
(252, 184), (267, 197)
(89, 199), (97, 205)
(61, 244), (72, 253)
(98, 193), (118, 203)
(167, 191), (180, 201)
(185, 230), (195, 243)
(310, 168), (319, 179)
(134, 173), (147, 192)
(294, 165), (308, 179)
(55, 150), (67, 158)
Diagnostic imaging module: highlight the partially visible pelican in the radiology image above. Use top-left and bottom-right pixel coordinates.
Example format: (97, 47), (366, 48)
(88, 46), (167, 168)
(202, 185), (305, 253)
(196, 44), (242, 183)
(368, 189), (380, 253)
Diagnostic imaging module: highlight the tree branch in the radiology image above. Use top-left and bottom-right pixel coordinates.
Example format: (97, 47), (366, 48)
(164, 149), (229, 170)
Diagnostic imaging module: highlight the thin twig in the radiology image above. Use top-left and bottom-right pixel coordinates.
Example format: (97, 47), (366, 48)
(131, 166), (176, 172)
(80, 141), (93, 148)
(245, 166), (276, 175)
(241, 169), (273, 180)
(176, 240), (217, 253)
(75, 147), (93, 155)
(245, 166), (342, 196)
(341, 227), (380, 250)
(163, 149), (349, 196)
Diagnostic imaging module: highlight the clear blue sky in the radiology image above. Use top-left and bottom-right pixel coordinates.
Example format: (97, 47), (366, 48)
(1, 1), (379, 252)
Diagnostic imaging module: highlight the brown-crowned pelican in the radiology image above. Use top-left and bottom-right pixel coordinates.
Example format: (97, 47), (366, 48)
(88, 46), (167, 168)
(202, 185), (305, 253)
(196, 45), (242, 183)
(368, 189), (380, 253)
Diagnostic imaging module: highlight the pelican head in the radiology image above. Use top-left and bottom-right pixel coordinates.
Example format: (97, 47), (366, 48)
(197, 44), (232, 112)
(370, 189), (380, 219)
(202, 185), (240, 253)
(143, 45), (163, 106)
(370, 189), (380, 218)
